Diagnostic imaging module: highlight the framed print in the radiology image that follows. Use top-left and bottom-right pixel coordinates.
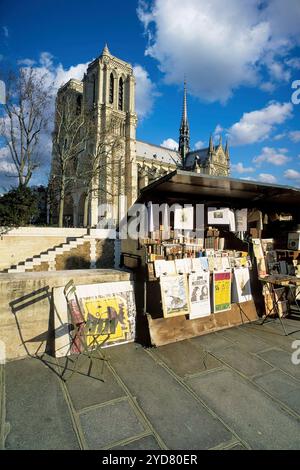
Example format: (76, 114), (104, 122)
(160, 274), (190, 318)
(189, 271), (211, 319)
(232, 268), (252, 303)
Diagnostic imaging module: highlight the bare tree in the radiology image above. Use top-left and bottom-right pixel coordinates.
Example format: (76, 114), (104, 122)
(1, 67), (52, 187)
(51, 91), (85, 227)
(79, 115), (125, 227)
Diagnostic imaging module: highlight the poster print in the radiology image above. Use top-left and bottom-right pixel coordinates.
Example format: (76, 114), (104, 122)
(213, 271), (231, 313)
(175, 258), (191, 274)
(160, 274), (190, 318)
(154, 260), (176, 278)
(232, 268), (252, 303)
(54, 281), (136, 357)
(191, 257), (209, 272)
(174, 205), (194, 230)
(189, 271), (211, 319)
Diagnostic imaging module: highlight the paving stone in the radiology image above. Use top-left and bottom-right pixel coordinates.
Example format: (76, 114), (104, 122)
(262, 321), (300, 339)
(111, 435), (161, 450)
(5, 358), (79, 450)
(256, 349), (300, 380)
(62, 356), (125, 411)
(152, 340), (221, 377)
(80, 399), (146, 449)
(280, 389), (300, 415)
(186, 368), (300, 449)
(253, 370), (300, 398)
(189, 333), (234, 352)
(107, 343), (233, 450)
(213, 346), (273, 378)
(218, 327), (269, 353)
(239, 324), (295, 352)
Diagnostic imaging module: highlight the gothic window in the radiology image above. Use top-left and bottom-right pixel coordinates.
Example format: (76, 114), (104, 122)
(92, 75), (96, 105)
(109, 73), (114, 104)
(118, 77), (124, 111)
(76, 95), (82, 115)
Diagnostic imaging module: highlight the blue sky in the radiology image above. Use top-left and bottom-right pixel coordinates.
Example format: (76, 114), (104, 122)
(1, 0), (300, 189)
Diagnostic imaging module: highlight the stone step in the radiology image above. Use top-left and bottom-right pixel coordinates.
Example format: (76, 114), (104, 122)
(24, 262), (34, 269)
(7, 232), (92, 272)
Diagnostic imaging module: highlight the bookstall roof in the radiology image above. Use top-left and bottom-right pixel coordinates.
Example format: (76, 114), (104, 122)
(138, 170), (300, 209)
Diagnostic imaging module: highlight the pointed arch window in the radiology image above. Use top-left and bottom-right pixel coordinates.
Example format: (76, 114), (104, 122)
(109, 73), (114, 104)
(92, 75), (96, 105)
(118, 77), (124, 111)
(76, 95), (82, 115)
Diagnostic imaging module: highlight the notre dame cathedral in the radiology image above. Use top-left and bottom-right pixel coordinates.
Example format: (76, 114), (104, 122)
(50, 45), (230, 226)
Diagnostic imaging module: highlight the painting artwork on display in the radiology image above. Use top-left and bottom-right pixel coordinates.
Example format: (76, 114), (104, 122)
(175, 258), (191, 274)
(191, 257), (209, 272)
(54, 281), (136, 357)
(160, 274), (190, 318)
(189, 271), (211, 319)
(213, 271), (231, 313)
(174, 205), (194, 230)
(232, 268), (252, 303)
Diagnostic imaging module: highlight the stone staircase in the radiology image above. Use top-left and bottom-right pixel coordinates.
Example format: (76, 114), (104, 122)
(5, 233), (92, 273)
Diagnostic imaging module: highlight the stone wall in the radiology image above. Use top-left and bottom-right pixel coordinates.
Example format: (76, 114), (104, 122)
(55, 242), (91, 270)
(0, 227), (117, 271)
(0, 269), (131, 361)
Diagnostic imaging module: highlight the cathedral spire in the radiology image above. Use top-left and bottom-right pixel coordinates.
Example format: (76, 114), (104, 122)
(209, 134), (214, 154)
(102, 43), (110, 56)
(178, 79), (190, 167)
(225, 139), (230, 159)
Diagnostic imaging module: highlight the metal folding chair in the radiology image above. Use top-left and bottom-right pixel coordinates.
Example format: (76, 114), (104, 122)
(61, 280), (116, 382)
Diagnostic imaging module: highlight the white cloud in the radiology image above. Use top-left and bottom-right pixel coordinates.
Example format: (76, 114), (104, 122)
(241, 176), (255, 181)
(0, 145), (16, 176)
(260, 82), (276, 93)
(285, 57), (300, 69)
(289, 130), (300, 142)
(138, 0), (300, 103)
(273, 132), (286, 140)
(133, 64), (158, 120)
(161, 138), (178, 150)
(231, 162), (255, 174)
(266, 60), (291, 82)
(2, 26), (8, 38)
(228, 101), (293, 145)
(194, 140), (205, 150)
(258, 173), (277, 183)
(284, 169), (300, 181)
(253, 146), (290, 166)
(17, 58), (36, 67)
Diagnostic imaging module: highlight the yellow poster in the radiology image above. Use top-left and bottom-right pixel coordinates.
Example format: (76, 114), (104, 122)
(82, 295), (130, 346)
(213, 271), (231, 313)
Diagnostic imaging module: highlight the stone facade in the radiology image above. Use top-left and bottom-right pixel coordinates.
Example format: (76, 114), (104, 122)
(50, 45), (230, 227)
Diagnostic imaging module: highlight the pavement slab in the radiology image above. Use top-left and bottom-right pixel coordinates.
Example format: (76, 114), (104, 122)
(189, 332), (235, 352)
(5, 357), (79, 450)
(217, 327), (270, 353)
(212, 346), (274, 378)
(62, 356), (126, 411)
(186, 368), (300, 449)
(238, 323), (297, 352)
(79, 398), (147, 450)
(107, 343), (234, 450)
(256, 348), (300, 380)
(151, 340), (221, 378)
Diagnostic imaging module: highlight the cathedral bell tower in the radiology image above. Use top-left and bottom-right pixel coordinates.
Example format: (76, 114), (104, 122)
(178, 80), (190, 167)
(83, 43), (137, 225)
